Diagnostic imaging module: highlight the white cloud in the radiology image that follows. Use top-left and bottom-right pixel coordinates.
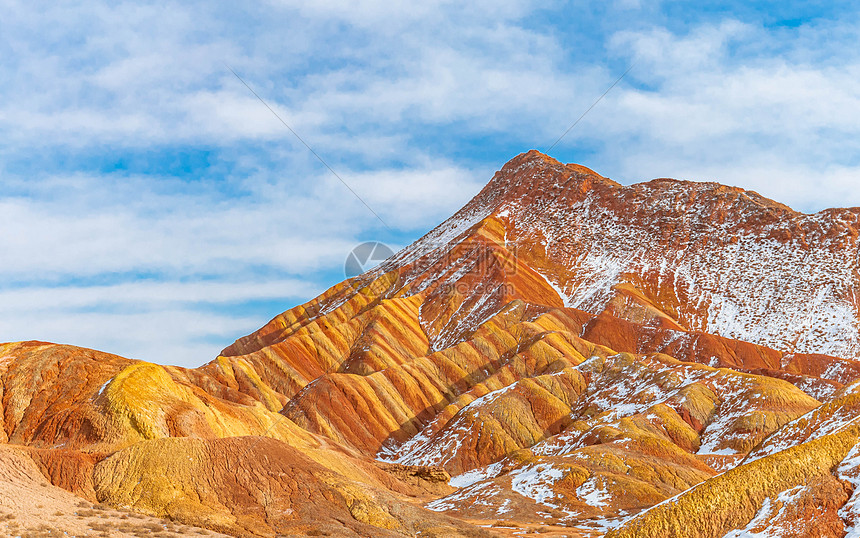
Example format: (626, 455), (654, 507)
(311, 164), (486, 229)
(566, 19), (860, 213)
(0, 159), (481, 280)
(0, 159), (477, 366)
(0, 279), (321, 367)
(0, 0), (604, 153)
(267, 0), (537, 30)
(2, 1), (860, 366)
(0, 306), (263, 367)
(0, 280), (318, 311)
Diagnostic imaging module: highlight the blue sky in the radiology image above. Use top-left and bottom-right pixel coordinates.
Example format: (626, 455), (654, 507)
(1, 0), (859, 367)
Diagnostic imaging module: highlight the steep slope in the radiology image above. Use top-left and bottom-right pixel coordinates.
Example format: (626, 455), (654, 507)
(606, 422), (860, 538)
(460, 152), (860, 359)
(229, 151), (860, 359)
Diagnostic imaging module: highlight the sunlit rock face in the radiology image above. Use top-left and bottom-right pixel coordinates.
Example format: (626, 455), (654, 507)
(3, 151), (860, 536)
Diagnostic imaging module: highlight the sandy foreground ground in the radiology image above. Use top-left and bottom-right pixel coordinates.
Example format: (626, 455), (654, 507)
(0, 444), (231, 538)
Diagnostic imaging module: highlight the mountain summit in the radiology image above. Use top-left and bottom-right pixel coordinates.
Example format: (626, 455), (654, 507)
(3, 151), (860, 536)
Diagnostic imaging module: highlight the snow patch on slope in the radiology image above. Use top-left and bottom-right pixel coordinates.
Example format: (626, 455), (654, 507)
(577, 476), (610, 508)
(532, 267), (574, 308)
(449, 462), (505, 488)
(510, 177), (860, 359)
(510, 463), (564, 507)
(721, 486), (808, 538)
(837, 442), (860, 537)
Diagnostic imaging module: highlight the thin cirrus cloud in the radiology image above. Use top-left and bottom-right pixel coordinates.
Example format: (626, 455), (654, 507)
(1, 1), (859, 366)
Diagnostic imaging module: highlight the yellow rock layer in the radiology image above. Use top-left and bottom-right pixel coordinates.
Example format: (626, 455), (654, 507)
(608, 423), (860, 538)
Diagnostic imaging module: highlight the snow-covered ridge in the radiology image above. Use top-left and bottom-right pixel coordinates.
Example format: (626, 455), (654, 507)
(464, 152), (860, 359)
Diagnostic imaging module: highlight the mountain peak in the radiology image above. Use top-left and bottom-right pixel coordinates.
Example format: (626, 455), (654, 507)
(501, 149), (608, 179)
(475, 153), (843, 229)
(469, 150), (621, 218)
(414, 152), (860, 359)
